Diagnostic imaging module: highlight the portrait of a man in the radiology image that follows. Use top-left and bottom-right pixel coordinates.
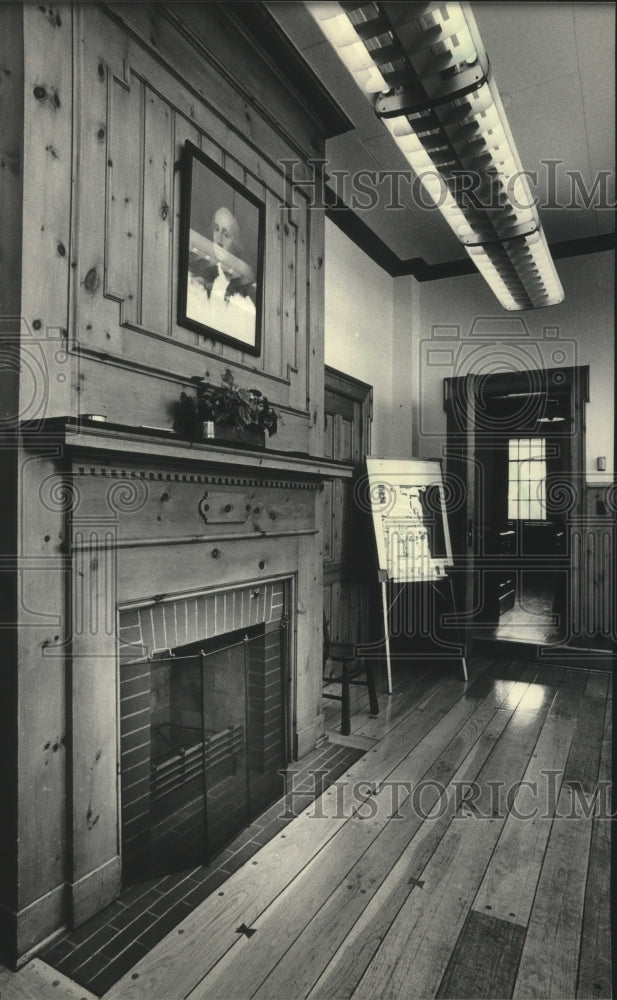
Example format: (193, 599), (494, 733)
(179, 142), (263, 354)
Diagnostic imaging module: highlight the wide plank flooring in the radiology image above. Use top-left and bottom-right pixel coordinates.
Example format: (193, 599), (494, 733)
(1, 654), (610, 1000)
(0, 959), (97, 1000)
(100, 654), (611, 1000)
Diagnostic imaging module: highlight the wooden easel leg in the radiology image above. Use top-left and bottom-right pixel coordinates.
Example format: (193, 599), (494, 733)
(364, 660), (380, 716)
(381, 579), (393, 694)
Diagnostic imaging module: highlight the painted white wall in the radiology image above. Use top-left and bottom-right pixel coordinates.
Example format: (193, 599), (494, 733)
(325, 218), (613, 483)
(324, 218), (395, 455)
(408, 251), (614, 484)
(390, 276), (415, 458)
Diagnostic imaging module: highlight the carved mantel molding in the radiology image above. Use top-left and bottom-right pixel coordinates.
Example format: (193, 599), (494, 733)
(22, 418), (354, 486)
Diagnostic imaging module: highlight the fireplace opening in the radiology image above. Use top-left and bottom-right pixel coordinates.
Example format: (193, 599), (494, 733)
(120, 617), (288, 884)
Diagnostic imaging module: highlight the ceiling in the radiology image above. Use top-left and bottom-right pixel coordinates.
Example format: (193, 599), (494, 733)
(265, 2), (616, 270)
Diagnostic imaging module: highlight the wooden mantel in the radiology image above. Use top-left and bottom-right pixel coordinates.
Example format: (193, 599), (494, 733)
(22, 418), (355, 482)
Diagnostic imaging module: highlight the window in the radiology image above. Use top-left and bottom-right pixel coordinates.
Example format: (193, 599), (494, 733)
(508, 438), (546, 520)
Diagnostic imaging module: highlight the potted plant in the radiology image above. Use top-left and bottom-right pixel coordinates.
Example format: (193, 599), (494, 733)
(174, 369), (278, 446)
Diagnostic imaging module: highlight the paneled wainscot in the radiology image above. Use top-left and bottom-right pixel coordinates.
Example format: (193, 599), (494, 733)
(20, 418), (352, 938)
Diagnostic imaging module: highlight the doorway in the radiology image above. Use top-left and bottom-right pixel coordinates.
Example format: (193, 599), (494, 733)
(444, 366), (588, 649)
(323, 366), (373, 644)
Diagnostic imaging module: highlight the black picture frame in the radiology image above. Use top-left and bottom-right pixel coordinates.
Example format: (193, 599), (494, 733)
(178, 141), (264, 356)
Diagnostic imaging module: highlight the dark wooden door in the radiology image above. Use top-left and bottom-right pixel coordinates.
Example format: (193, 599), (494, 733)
(323, 367), (373, 644)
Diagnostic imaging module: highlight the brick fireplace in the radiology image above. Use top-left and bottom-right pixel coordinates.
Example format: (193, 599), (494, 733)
(52, 421), (351, 930)
(118, 581), (290, 881)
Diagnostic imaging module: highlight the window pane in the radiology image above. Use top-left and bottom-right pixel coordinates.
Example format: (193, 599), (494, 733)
(537, 479), (546, 510)
(507, 437), (547, 521)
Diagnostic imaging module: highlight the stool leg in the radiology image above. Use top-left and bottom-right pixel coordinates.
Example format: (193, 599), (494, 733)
(341, 661), (351, 736)
(365, 660), (379, 716)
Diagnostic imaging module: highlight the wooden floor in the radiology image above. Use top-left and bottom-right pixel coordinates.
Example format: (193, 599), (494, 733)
(488, 582), (563, 645)
(2, 653), (612, 1000)
(0, 958), (97, 999)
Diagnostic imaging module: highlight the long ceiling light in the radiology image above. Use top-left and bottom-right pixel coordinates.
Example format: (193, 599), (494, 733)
(307, 0), (564, 310)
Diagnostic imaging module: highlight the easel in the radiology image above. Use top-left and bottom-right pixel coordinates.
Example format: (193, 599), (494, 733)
(379, 573), (468, 694)
(366, 457), (468, 694)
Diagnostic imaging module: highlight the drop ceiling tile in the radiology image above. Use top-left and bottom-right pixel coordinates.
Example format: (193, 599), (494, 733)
(504, 73), (592, 209)
(573, 5), (615, 184)
(472, 3), (578, 91)
(359, 133), (426, 222)
(325, 130), (381, 187)
(573, 4), (615, 94)
(358, 206), (462, 264)
(542, 208), (604, 244)
(393, 224), (464, 265)
(269, 0), (612, 259)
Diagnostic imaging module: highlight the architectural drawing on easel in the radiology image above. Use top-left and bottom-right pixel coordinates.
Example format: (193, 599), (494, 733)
(365, 458), (466, 691)
(366, 458), (453, 583)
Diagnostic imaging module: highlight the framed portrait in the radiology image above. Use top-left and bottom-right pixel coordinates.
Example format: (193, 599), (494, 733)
(178, 141), (264, 356)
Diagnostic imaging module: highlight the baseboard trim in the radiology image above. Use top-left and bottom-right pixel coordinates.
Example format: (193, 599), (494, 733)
(295, 715), (324, 760)
(71, 855), (121, 929)
(0, 882), (67, 965)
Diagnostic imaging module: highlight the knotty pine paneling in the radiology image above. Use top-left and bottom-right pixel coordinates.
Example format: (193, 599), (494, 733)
(324, 581), (372, 647)
(71, 463), (316, 545)
(14, 3), (73, 929)
(569, 486), (614, 644)
(67, 5), (318, 451)
(106, 67), (143, 325)
(106, 3), (323, 173)
(9, 0), (330, 957)
(21, 1), (72, 419)
(141, 89), (173, 335)
(0, 0), (23, 923)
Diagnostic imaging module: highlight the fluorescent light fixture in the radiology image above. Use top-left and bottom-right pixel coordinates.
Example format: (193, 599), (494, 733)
(307, 0), (564, 310)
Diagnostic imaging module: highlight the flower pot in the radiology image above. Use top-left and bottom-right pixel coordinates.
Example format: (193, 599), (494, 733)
(201, 420), (266, 449)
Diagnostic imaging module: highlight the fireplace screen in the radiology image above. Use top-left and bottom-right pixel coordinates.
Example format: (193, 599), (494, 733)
(120, 622), (287, 883)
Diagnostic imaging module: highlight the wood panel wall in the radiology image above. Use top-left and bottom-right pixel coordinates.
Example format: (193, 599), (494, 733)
(7, 0), (330, 962)
(64, 4), (322, 454)
(570, 486), (615, 646)
(0, 1), (24, 953)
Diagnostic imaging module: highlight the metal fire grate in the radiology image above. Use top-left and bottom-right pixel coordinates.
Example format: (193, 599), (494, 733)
(150, 724), (245, 805)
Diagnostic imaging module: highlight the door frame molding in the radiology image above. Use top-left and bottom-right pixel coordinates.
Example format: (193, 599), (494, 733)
(323, 366), (373, 650)
(443, 365), (590, 645)
(324, 365), (373, 460)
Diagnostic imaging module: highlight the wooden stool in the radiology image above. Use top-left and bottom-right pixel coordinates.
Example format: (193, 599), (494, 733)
(322, 615), (379, 736)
